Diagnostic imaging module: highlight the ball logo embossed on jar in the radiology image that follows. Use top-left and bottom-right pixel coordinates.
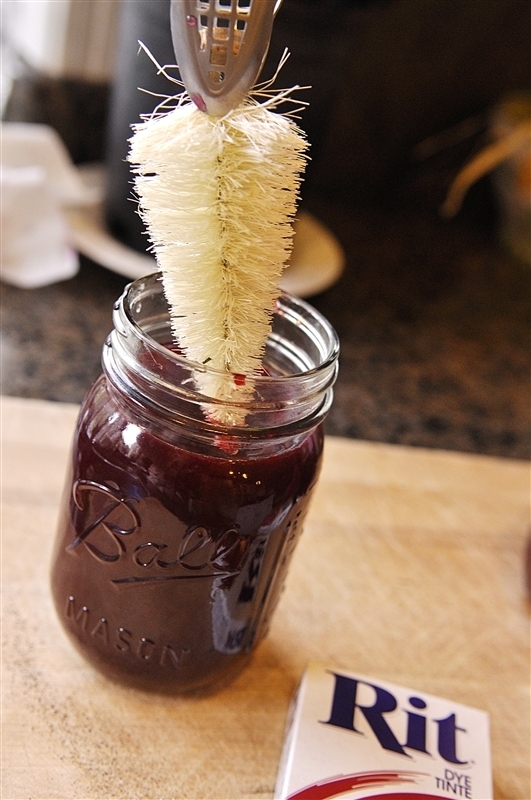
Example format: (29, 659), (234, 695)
(69, 479), (251, 586)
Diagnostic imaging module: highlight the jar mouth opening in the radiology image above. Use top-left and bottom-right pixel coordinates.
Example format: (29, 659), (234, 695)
(122, 272), (339, 386)
(107, 272), (339, 435)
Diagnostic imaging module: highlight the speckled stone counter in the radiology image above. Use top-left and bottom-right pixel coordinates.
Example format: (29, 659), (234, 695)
(1, 200), (529, 459)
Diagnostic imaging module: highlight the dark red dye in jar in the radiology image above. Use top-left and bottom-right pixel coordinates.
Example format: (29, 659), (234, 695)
(51, 377), (322, 692)
(50, 274), (338, 693)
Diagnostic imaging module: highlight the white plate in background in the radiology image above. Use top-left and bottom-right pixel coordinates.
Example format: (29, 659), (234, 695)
(67, 164), (345, 297)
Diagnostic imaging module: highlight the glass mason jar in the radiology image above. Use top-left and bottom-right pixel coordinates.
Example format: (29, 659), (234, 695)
(51, 273), (339, 693)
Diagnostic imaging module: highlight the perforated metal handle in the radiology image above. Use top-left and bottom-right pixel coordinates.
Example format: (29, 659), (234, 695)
(171, 0), (282, 117)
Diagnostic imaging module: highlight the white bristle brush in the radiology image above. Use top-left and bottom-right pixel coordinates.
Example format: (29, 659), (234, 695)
(128, 8), (308, 425)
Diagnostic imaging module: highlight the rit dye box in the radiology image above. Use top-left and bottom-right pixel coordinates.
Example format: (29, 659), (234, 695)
(275, 662), (492, 800)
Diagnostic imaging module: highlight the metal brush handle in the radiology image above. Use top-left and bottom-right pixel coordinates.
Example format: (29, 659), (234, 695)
(171, 0), (283, 117)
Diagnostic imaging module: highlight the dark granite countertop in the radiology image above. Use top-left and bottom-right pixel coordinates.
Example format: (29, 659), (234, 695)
(1, 197), (529, 460)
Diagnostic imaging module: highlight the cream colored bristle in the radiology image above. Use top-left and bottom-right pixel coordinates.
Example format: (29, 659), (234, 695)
(128, 98), (308, 424)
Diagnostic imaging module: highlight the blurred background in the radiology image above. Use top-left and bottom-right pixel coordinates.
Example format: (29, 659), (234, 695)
(1, 0), (530, 458)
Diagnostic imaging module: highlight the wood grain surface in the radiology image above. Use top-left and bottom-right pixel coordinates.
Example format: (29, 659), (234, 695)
(1, 396), (529, 799)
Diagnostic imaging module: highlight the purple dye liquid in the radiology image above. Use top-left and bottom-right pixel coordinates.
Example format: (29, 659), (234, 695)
(51, 376), (323, 692)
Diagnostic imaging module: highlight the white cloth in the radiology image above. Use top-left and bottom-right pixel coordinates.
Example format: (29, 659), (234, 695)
(1, 122), (98, 288)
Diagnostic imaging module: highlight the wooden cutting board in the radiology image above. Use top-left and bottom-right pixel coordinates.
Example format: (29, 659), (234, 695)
(2, 396), (529, 799)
